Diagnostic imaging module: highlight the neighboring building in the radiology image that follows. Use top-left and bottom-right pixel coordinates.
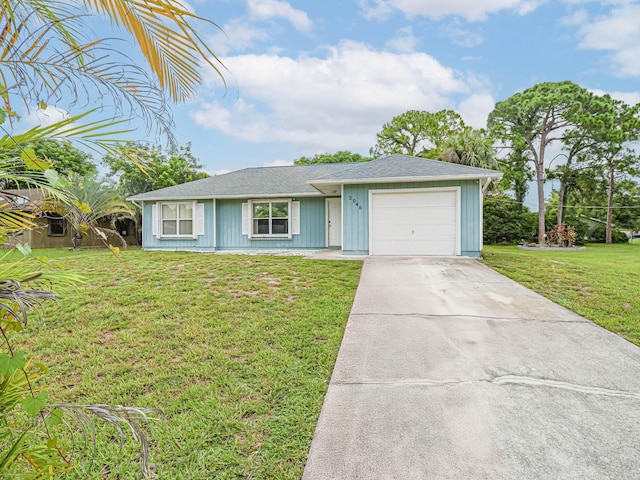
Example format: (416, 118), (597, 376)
(578, 214), (632, 239)
(128, 155), (502, 257)
(0, 189), (138, 248)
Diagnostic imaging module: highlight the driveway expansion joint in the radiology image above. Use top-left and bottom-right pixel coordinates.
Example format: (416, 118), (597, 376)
(333, 375), (640, 400)
(350, 312), (589, 324)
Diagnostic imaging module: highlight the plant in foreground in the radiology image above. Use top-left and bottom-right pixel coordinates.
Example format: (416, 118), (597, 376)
(0, 264), (162, 478)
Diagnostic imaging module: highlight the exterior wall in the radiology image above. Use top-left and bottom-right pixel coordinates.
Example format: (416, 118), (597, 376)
(342, 180), (482, 257)
(142, 197), (327, 251)
(216, 197), (326, 250)
(3, 217), (138, 249)
(142, 200), (215, 250)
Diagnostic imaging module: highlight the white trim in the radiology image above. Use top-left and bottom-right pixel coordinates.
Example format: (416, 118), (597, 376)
(325, 198), (330, 247)
(196, 203), (205, 236)
(291, 201), (300, 235)
(157, 200), (198, 239)
(325, 197), (342, 248)
(479, 180), (483, 253)
(151, 203), (158, 237)
(341, 184), (345, 249)
(309, 173), (502, 187)
(368, 186), (461, 256)
(247, 198), (293, 240)
(128, 192), (324, 202)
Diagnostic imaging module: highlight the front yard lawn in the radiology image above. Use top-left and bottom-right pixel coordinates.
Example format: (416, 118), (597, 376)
(482, 243), (640, 346)
(16, 249), (362, 479)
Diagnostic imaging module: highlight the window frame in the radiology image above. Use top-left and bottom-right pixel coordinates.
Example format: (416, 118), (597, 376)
(47, 214), (66, 237)
(158, 201), (196, 239)
(248, 199), (292, 239)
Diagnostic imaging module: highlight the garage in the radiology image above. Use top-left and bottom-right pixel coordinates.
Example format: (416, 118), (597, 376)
(370, 188), (460, 256)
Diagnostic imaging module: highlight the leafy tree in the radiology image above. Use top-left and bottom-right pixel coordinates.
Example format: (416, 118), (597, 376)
(438, 128), (499, 169)
(488, 81), (592, 244)
(577, 97), (640, 243)
(103, 143), (209, 197)
(0, 140), (97, 190)
(589, 225), (630, 244)
(497, 140), (533, 207)
(371, 109), (467, 158)
(483, 197), (537, 244)
(294, 151), (372, 165)
(0, 0), (225, 476)
(49, 173), (137, 248)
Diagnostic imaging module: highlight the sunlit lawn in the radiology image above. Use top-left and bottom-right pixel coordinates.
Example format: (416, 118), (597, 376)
(15, 248), (362, 479)
(482, 243), (640, 346)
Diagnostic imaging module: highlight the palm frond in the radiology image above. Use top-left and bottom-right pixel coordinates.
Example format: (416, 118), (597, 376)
(83, 0), (226, 101)
(0, 11), (175, 139)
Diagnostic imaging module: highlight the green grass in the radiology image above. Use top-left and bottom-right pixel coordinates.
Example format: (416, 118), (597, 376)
(15, 248), (362, 479)
(482, 243), (640, 346)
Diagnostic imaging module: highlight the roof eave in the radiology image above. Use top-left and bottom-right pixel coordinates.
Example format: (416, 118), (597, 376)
(308, 173), (503, 186)
(127, 192), (327, 202)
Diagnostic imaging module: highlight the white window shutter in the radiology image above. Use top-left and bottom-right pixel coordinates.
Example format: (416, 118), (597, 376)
(151, 203), (158, 236)
(196, 203), (205, 236)
(242, 203), (250, 235)
(291, 201), (300, 235)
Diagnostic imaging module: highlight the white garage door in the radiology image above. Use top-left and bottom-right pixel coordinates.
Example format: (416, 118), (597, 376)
(370, 189), (459, 256)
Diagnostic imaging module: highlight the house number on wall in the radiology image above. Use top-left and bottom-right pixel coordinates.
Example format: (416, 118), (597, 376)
(348, 195), (363, 211)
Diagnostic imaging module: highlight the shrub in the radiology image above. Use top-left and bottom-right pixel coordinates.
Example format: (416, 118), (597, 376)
(483, 197), (537, 244)
(589, 225), (629, 243)
(547, 223), (577, 247)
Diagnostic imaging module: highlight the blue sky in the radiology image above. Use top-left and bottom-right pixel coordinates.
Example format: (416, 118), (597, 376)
(31, 0), (640, 176)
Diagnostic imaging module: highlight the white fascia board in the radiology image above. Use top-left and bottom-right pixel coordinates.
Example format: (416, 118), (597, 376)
(127, 192), (325, 202)
(309, 173), (503, 186)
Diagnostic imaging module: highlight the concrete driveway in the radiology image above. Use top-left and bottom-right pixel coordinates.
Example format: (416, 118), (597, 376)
(302, 256), (640, 479)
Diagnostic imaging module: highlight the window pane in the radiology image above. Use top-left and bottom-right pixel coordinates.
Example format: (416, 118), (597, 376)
(162, 204), (177, 219)
(254, 219), (270, 234)
(49, 217), (65, 236)
(179, 220), (193, 235)
(253, 203), (270, 218)
(272, 219), (288, 234)
(271, 202), (288, 218)
(179, 203), (193, 219)
(163, 220), (177, 235)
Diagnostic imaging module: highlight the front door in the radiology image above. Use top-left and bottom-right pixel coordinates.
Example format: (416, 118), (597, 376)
(327, 198), (342, 248)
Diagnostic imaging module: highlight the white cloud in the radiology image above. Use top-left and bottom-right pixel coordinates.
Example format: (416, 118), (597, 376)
(208, 19), (270, 55)
(560, 8), (588, 26)
(576, 4), (640, 76)
(457, 92), (496, 128)
(247, 0), (312, 32)
(439, 21), (484, 47)
(263, 159), (293, 167)
(589, 88), (640, 106)
(192, 41), (484, 154)
(360, 0), (543, 22)
(209, 169), (232, 176)
(386, 26), (419, 52)
(22, 106), (69, 129)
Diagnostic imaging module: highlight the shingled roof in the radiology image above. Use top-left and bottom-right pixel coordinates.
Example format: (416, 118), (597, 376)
(128, 155), (502, 201)
(128, 163), (353, 201)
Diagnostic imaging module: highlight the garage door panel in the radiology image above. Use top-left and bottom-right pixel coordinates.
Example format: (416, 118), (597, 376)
(371, 190), (458, 256)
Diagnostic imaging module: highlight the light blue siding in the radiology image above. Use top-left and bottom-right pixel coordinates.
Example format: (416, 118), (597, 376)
(216, 198), (326, 249)
(342, 180), (481, 256)
(142, 200), (214, 250)
(143, 198), (327, 251)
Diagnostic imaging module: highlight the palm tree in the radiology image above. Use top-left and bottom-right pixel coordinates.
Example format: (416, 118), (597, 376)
(0, 2), (226, 476)
(438, 128), (500, 169)
(51, 173), (137, 249)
